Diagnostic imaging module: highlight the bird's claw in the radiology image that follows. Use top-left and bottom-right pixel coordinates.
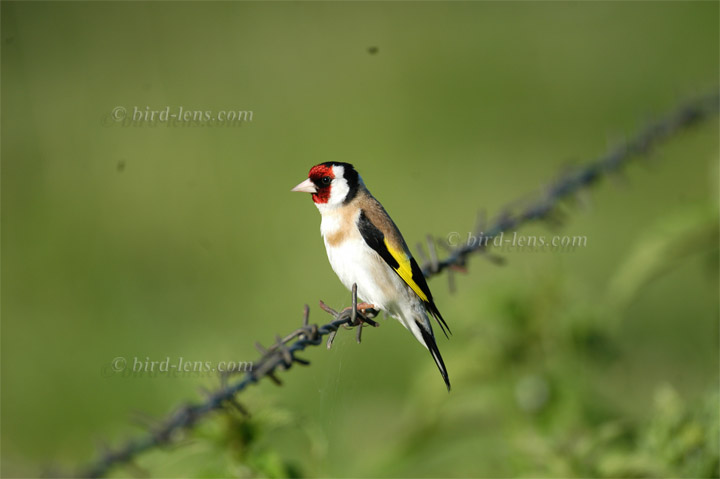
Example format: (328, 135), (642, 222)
(341, 303), (379, 327)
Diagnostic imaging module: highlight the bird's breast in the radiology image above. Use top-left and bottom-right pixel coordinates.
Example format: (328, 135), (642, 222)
(319, 207), (358, 246)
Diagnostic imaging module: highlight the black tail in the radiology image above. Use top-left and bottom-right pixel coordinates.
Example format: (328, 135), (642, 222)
(416, 320), (451, 391)
(426, 300), (451, 339)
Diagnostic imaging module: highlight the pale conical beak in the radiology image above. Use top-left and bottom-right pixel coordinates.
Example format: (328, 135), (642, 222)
(291, 178), (317, 193)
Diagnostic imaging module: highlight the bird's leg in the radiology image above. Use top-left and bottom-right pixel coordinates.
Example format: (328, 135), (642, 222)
(341, 303), (379, 325)
(341, 285), (380, 341)
(339, 303), (380, 343)
(346, 302), (376, 314)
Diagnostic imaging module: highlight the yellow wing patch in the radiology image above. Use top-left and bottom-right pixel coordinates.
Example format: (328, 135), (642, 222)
(383, 238), (429, 302)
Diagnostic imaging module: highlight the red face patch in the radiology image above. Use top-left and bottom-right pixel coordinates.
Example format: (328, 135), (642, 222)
(307, 164), (335, 204)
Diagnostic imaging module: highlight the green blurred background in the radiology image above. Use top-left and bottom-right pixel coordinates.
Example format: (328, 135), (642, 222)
(2, 2), (718, 478)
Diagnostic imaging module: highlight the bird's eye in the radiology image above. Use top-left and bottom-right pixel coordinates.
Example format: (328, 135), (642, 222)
(321, 176), (332, 186)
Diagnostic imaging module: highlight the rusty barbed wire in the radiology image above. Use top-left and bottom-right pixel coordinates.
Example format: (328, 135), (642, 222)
(75, 91), (718, 478)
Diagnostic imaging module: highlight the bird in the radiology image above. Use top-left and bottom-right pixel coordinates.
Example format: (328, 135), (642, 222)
(291, 162), (451, 390)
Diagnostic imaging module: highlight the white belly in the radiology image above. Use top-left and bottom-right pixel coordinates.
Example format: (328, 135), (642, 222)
(324, 236), (404, 311)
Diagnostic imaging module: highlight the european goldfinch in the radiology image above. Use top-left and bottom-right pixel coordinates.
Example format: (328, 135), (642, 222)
(292, 162), (451, 390)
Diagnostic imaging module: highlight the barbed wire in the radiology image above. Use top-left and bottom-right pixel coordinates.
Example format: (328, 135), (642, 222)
(75, 91), (718, 478)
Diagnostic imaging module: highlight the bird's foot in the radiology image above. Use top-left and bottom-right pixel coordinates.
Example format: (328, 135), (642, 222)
(340, 303), (379, 344)
(342, 302), (377, 317)
(321, 285), (382, 349)
(341, 303), (378, 326)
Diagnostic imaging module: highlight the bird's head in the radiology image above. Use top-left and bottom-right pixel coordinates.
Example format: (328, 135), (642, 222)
(291, 162), (361, 210)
